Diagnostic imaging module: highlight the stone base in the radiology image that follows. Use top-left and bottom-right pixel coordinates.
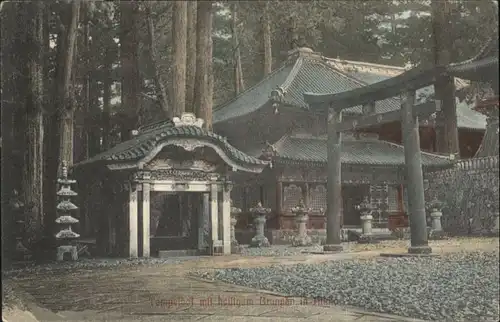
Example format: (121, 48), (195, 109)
(380, 252), (439, 258)
(322, 244), (343, 252)
(249, 235), (270, 248)
(357, 235), (380, 244)
(428, 230), (449, 240)
(56, 245), (78, 261)
(291, 235), (313, 247)
(159, 249), (201, 258)
(408, 245), (433, 254)
(231, 244), (242, 254)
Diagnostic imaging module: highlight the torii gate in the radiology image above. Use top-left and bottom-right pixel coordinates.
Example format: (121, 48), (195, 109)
(304, 66), (452, 254)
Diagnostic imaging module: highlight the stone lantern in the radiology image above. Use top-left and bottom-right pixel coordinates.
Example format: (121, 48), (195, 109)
(10, 190), (31, 260)
(55, 162), (80, 261)
(426, 196), (444, 232)
(356, 196), (374, 236)
(249, 202), (271, 247)
(290, 199), (312, 246)
(230, 200), (242, 253)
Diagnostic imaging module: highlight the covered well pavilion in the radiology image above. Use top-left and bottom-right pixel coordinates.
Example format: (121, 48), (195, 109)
(73, 113), (269, 258)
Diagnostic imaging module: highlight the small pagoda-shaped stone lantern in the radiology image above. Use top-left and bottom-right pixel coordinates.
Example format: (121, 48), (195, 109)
(230, 199), (242, 253)
(249, 202), (271, 247)
(426, 196), (446, 239)
(356, 196), (374, 236)
(55, 162), (80, 261)
(290, 199), (312, 246)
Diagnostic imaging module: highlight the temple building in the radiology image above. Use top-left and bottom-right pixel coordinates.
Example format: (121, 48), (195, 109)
(213, 47), (488, 232)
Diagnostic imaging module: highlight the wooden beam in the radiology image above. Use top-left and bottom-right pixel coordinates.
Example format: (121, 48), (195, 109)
(304, 66), (445, 111)
(335, 101), (441, 132)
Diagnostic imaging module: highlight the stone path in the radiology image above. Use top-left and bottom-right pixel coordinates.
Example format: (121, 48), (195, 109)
(8, 238), (498, 322)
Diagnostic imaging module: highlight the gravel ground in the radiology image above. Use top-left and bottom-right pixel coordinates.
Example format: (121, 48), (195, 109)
(3, 257), (196, 278)
(239, 244), (324, 256)
(200, 251), (499, 321)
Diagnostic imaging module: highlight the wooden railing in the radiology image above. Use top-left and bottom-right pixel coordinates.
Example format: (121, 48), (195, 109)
(454, 155), (499, 171)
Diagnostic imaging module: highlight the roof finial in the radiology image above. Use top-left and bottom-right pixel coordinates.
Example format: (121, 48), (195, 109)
(61, 161), (68, 179)
(172, 112), (204, 128)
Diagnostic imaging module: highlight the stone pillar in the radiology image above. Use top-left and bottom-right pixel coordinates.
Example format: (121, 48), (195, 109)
(222, 182), (232, 255)
(401, 90), (432, 254)
(129, 183), (139, 258)
(230, 200), (242, 253)
(249, 202), (271, 247)
(142, 181), (151, 258)
(325, 107), (343, 252)
(291, 199), (312, 246)
(361, 214), (373, 235)
(210, 183), (220, 253)
(493, 212), (500, 232)
(356, 196), (374, 236)
(198, 193), (210, 251)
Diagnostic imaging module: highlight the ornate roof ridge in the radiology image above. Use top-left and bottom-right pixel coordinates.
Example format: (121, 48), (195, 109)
(214, 58), (298, 112)
(137, 119), (175, 134)
(380, 140), (455, 160)
(325, 57), (407, 73)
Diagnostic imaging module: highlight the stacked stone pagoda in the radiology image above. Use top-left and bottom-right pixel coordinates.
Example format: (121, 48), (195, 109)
(55, 162), (80, 261)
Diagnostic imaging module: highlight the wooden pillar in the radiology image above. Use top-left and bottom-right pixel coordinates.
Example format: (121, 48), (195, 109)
(398, 184), (405, 214)
(276, 180), (282, 227)
(325, 107), (343, 252)
(210, 183), (219, 247)
(222, 183), (232, 254)
(303, 182), (310, 207)
(303, 182), (310, 228)
(129, 183), (138, 258)
(198, 193), (209, 250)
(401, 90), (432, 254)
(142, 182), (151, 257)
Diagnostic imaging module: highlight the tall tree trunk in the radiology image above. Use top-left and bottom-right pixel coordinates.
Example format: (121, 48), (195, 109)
(145, 4), (170, 117)
(231, 2), (245, 96)
(78, 3), (90, 163)
(431, 0), (459, 155)
(185, 1), (197, 112)
(101, 43), (113, 151)
(57, 1), (81, 170)
(288, 17), (299, 50)
(1, 1), (21, 265)
(120, 2), (141, 140)
(194, 1), (213, 129)
(261, 1), (272, 77)
(172, 1), (188, 117)
(87, 11), (101, 157)
(22, 1), (45, 245)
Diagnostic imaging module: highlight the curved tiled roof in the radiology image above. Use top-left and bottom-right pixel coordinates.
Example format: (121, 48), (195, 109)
(270, 134), (453, 168)
(76, 119), (269, 170)
(213, 50), (486, 130)
(324, 58), (487, 131)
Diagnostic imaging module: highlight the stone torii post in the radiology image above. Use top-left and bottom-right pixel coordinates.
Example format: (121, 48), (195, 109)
(304, 66), (453, 254)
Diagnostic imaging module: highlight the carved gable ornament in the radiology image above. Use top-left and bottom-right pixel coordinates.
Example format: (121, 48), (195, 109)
(146, 158), (217, 172)
(172, 113), (204, 128)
